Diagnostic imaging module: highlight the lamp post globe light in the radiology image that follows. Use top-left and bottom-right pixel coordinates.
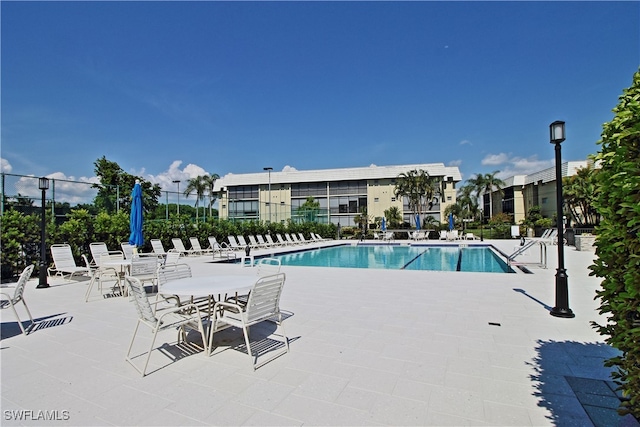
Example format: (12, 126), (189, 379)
(263, 167), (273, 223)
(549, 120), (575, 318)
(37, 177), (50, 289)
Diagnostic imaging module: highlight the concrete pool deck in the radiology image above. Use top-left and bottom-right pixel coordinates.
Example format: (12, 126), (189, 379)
(1, 239), (639, 426)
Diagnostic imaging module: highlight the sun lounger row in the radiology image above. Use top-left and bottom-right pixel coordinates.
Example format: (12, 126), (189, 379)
(227, 233), (327, 250)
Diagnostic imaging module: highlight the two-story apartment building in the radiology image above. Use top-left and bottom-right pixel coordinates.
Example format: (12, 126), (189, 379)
(212, 163), (462, 227)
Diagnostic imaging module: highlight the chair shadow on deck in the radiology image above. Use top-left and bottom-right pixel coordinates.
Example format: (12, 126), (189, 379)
(209, 310), (298, 368)
(1, 313), (72, 340)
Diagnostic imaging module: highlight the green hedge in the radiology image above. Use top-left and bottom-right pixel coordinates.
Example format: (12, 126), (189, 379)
(0, 210), (337, 281)
(590, 68), (640, 418)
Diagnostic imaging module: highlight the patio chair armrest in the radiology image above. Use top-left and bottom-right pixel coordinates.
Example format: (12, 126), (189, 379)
(213, 300), (243, 314)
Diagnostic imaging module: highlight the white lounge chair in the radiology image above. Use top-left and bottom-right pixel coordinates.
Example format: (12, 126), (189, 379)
(266, 235), (282, 247)
(208, 273), (289, 370)
(124, 276), (208, 377)
(227, 235), (243, 251)
(121, 242), (136, 259)
(207, 236), (234, 258)
(382, 232), (394, 242)
(465, 233), (479, 240)
(439, 231), (448, 240)
(89, 242), (110, 266)
(276, 234), (289, 246)
(172, 238), (197, 256)
(248, 235), (266, 249)
(48, 244), (90, 279)
(150, 239), (167, 256)
(1, 264), (35, 334)
(256, 235), (273, 248)
(189, 237), (209, 255)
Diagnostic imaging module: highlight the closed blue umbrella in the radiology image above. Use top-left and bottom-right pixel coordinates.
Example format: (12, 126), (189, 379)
(381, 217), (387, 232)
(415, 214), (421, 230)
(448, 212), (454, 231)
(129, 180), (144, 247)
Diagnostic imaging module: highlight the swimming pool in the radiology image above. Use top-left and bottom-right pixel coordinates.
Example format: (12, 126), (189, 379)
(270, 244), (514, 273)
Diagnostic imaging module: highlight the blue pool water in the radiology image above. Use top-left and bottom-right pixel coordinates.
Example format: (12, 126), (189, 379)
(271, 244), (514, 273)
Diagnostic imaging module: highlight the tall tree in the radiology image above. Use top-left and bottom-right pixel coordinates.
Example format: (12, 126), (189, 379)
(92, 156), (161, 214)
(394, 169), (441, 227)
(563, 164), (599, 226)
(204, 173), (221, 219)
(183, 176), (208, 221)
(468, 171), (505, 219)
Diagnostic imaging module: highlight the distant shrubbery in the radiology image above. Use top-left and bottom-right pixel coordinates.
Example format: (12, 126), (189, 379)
(0, 210), (337, 281)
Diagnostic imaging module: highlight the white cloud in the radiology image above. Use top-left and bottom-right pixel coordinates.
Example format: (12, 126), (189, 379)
(481, 153), (509, 166)
(145, 160), (212, 190)
(459, 140), (471, 146)
(1, 158), (12, 173)
(282, 165), (297, 172)
(448, 159), (462, 167)
(496, 155), (555, 178)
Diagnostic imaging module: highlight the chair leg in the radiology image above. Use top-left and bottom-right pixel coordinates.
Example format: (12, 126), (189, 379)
(9, 302), (26, 335)
(20, 299), (35, 331)
(141, 328), (160, 377)
(241, 325), (255, 370)
(85, 273), (97, 302)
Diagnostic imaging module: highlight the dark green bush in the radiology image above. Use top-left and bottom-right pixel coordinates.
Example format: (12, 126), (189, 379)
(590, 68), (640, 418)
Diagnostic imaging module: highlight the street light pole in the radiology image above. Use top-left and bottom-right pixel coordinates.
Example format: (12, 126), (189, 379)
(549, 120), (574, 318)
(172, 180), (181, 215)
(37, 177), (50, 289)
(480, 209), (484, 242)
(263, 167), (273, 222)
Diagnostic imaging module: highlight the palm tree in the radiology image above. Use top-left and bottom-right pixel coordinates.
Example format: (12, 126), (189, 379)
(457, 183), (479, 221)
(203, 173), (220, 220)
(383, 206), (403, 229)
(183, 176), (208, 221)
(468, 171), (505, 220)
(394, 169), (441, 227)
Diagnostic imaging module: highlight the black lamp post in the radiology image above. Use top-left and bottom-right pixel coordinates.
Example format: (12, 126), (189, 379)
(549, 120), (574, 318)
(480, 209), (484, 241)
(37, 177), (50, 289)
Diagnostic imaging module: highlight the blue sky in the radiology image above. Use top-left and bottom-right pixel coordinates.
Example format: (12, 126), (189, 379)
(2, 1), (638, 196)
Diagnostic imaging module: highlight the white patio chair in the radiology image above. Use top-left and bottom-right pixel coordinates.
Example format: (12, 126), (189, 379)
(130, 256), (158, 292)
(150, 239), (167, 256)
(256, 235), (272, 248)
(266, 234), (281, 247)
(172, 238), (196, 256)
(1, 265), (35, 335)
(164, 249), (181, 265)
(207, 236), (235, 259)
(226, 258), (282, 307)
(48, 244), (90, 279)
(276, 234), (289, 246)
(120, 242), (136, 259)
(89, 242), (110, 266)
(237, 235), (254, 249)
(248, 235), (266, 249)
(208, 273), (289, 370)
(123, 276), (208, 377)
(227, 236), (243, 251)
(84, 251), (123, 302)
(297, 233), (311, 244)
(189, 237), (210, 255)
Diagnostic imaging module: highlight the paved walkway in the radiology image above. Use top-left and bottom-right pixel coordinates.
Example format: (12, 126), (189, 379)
(1, 239), (639, 426)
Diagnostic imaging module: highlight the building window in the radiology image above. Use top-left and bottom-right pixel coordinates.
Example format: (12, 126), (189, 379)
(542, 197), (548, 204)
(374, 197), (379, 202)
